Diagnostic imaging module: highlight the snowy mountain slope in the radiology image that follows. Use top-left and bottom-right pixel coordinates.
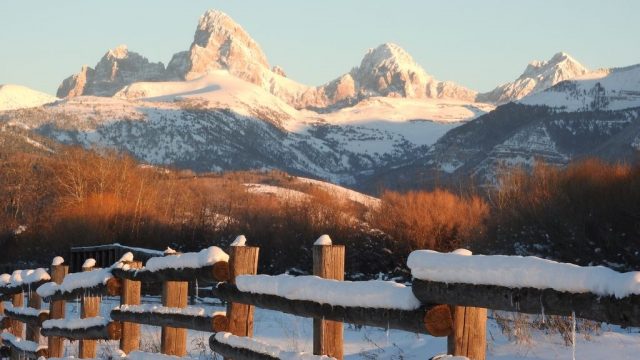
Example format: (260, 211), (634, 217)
(361, 104), (640, 191)
(0, 85), (57, 111)
(477, 52), (588, 104)
(3, 90), (489, 184)
(520, 64), (640, 111)
(295, 177), (380, 207)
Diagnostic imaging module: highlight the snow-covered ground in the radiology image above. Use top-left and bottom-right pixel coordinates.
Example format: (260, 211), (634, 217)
(0, 84), (58, 111)
(17, 296), (638, 360)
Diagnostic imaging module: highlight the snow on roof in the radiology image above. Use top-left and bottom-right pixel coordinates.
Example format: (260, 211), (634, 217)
(235, 274), (421, 310)
(408, 250), (640, 298)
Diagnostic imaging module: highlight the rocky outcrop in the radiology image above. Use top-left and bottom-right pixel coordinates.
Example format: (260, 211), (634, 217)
(57, 45), (166, 98)
(477, 52), (588, 104)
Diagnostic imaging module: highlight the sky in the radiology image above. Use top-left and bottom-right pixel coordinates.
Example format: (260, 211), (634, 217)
(1, 0), (639, 95)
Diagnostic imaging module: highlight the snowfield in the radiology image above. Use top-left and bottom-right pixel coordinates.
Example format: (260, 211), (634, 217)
(0, 84), (57, 111)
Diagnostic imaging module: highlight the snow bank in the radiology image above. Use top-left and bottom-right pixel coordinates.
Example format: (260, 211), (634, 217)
(3, 301), (49, 317)
(314, 235), (332, 246)
(408, 250), (640, 298)
(235, 274), (421, 310)
(1, 333), (47, 352)
(115, 304), (225, 317)
(145, 246), (229, 272)
(214, 332), (334, 359)
(42, 316), (109, 330)
(126, 351), (189, 360)
(0, 268), (50, 288)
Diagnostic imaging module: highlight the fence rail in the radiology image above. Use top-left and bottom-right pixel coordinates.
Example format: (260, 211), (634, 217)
(0, 239), (638, 360)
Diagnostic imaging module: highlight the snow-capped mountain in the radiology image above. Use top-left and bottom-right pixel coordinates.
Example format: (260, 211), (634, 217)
(0, 84), (57, 111)
(520, 64), (640, 111)
(55, 10), (480, 110)
(301, 43), (477, 109)
(57, 45), (166, 98)
(477, 52), (588, 104)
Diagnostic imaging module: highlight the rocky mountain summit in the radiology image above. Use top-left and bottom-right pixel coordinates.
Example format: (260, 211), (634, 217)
(57, 45), (166, 98)
(478, 52), (588, 104)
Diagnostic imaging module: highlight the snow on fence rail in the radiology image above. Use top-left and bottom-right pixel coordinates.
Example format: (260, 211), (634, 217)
(408, 250), (640, 327)
(110, 304), (228, 333)
(40, 316), (120, 341)
(111, 246), (230, 283)
(3, 301), (49, 327)
(1, 332), (47, 359)
(210, 332), (336, 360)
(213, 275), (452, 336)
(0, 268), (50, 295)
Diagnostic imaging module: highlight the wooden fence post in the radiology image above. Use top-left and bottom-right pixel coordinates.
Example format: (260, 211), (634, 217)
(313, 239), (345, 360)
(447, 306), (487, 360)
(120, 260), (142, 354)
(161, 251), (188, 357)
(10, 291), (24, 338)
(48, 261), (69, 358)
(26, 291), (42, 343)
(79, 260), (100, 359)
(226, 245), (259, 339)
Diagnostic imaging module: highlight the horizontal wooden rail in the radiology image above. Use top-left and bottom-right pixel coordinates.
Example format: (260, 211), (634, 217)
(110, 308), (228, 333)
(209, 335), (278, 360)
(214, 283), (452, 336)
(1, 334), (47, 359)
(3, 308), (48, 327)
(42, 278), (121, 302)
(41, 321), (121, 340)
(0, 280), (49, 296)
(111, 262), (229, 283)
(412, 279), (640, 327)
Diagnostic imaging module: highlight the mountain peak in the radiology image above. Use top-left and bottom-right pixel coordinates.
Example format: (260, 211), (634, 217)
(523, 51), (586, 79)
(182, 9), (270, 81)
(345, 43), (475, 101)
(107, 44), (129, 59)
(479, 52), (588, 104)
(359, 43), (424, 74)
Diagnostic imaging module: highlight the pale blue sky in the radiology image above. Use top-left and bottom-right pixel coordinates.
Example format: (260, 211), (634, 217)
(1, 1), (639, 95)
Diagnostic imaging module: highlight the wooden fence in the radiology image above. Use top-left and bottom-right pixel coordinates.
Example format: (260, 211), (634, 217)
(0, 239), (638, 360)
